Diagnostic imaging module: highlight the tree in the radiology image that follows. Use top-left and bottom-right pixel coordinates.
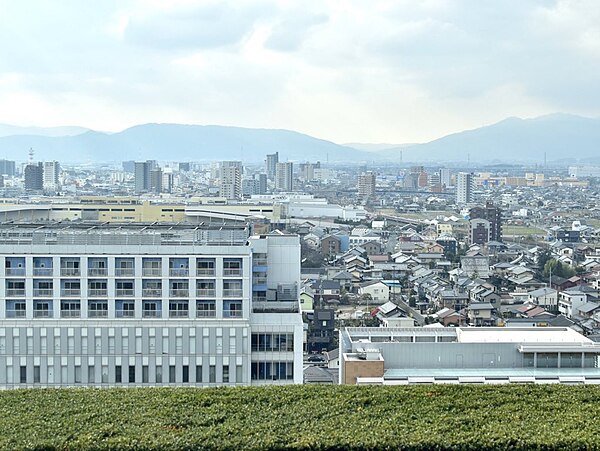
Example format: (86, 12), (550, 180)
(543, 259), (575, 279)
(536, 250), (552, 278)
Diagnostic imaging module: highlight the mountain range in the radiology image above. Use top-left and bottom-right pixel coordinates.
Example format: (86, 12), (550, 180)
(0, 113), (598, 163)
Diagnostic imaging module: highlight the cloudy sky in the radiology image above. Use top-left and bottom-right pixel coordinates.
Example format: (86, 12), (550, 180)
(1, 0), (599, 143)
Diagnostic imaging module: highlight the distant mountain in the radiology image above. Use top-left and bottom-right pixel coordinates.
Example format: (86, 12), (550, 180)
(0, 124), (90, 138)
(379, 113), (600, 163)
(0, 124), (369, 163)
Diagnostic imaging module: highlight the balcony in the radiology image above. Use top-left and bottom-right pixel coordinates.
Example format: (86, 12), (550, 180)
(142, 288), (162, 297)
(253, 258), (268, 266)
(60, 268), (80, 277)
(33, 268), (53, 277)
(196, 268), (215, 277)
(196, 310), (216, 318)
(61, 289), (81, 297)
(33, 289), (53, 297)
(89, 310), (108, 318)
(6, 289), (25, 297)
(223, 289), (243, 298)
(169, 289), (189, 298)
(5, 268), (25, 277)
(115, 289), (135, 297)
(169, 268), (189, 277)
(88, 268), (108, 277)
(196, 289), (216, 297)
(33, 310), (52, 318)
(143, 310), (161, 318)
(223, 310), (243, 318)
(5, 310), (26, 318)
(61, 310), (81, 319)
(115, 268), (135, 277)
(88, 289), (108, 297)
(116, 310), (135, 318)
(252, 300), (299, 313)
(142, 268), (162, 277)
(169, 310), (188, 318)
(223, 269), (242, 277)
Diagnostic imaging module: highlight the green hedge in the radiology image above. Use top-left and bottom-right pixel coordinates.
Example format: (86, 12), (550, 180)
(1, 385), (600, 450)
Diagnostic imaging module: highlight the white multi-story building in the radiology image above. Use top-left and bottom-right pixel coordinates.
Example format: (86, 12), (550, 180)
(456, 172), (473, 205)
(43, 161), (61, 192)
(0, 223), (303, 388)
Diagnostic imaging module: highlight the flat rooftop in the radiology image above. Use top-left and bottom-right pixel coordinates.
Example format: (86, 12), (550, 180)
(344, 327), (593, 345)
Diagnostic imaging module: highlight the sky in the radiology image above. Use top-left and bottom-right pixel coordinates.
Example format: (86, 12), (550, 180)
(0, 0), (599, 144)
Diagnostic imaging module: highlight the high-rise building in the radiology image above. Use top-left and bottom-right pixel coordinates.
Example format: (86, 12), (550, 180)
(256, 173), (267, 195)
(439, 168), (451, 188)
(220, 161), (242, 200)
(357, 172), (376, 198)
(469, 201), (503, 245)
(298, 162), (320, 182)
(456, 172), (474, 205)
(0, 160), (16, 177)
(134, 160), (157, 194)
(0, 223), (303, 388)
(275, 162), (293, 192)
(150, 168), (163, 194)
(24, 163), (43, 191)
(266, 153), (279, 179)
(43, 161), (61, 192)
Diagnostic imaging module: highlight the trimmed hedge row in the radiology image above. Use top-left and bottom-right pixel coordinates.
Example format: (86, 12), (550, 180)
(1, 385), (600, 450)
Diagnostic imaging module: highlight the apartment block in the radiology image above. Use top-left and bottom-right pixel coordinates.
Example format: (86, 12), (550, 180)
(0, 223), (303, 388)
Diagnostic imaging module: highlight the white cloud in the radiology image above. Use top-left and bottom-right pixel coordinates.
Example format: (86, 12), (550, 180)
(0, 0), (598, 143)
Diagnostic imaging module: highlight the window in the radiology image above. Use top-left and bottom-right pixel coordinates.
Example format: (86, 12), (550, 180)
(75, 365), (82, 383)
(142, 366), (149, 383)
(6, 279), (25, 297)
(156, 366), (163, 383)
(33, 280), (53, 297)
(102, 366), (109, 383)
(88, 258), (108, 276)
(116, 280), (135, 297)
(116, 300), (135, 318)
(20, 366), (27, 383)
(195, 365), (202, 383)
(88, 280), (108, 297)
(60, 258), (80, 276)
(223, 259), (242, 276)
(142, 280), (162, 297)
(196, 300), (216, 318)
(169, 365), (176, 383)
(61, 280), (80, 297)
(128, 366), (136, 383)
(223, 280), (242, 297)
(115, 365), (122, 383)
(236, 365), (243, 383)
(115, 258), (135, 276)
(251, 333), (294, 352)
(32, 365), (40, 383)
(88, 366), (95, 383)
(33, 300), (52, 318)
(143, 300), (161, 318)
(6, 300), (26, 318)
(61, 300), (81, 318)
(209, 365), (216, 383)
(223, 300), (243, 318)
(88, 301), (108, 318)
(169, 280), (189, 297)
(223, 365), (229, 383)
(251, 362), (294, 380)
(196, 258), (215, 276)
(196, 280), (216, 297)
(169, 301), (188, 318)
(182, 365), (189, 383)
(142, 258), (161, 277)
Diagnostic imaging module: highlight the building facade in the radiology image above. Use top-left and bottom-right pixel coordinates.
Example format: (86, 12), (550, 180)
(275, 162), (294, 192)
(469, 202), (503, 244)
(357, 172), (376, 198)
(43, 161), (61, 192)
(0, 223), (303, 388)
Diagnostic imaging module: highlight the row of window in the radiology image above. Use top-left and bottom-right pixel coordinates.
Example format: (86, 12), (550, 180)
(4, 257), (243, 277)
(250, 362), (294, 380)
(251, 333), (294, 352)
(4, 279), (243, 298)
(4, 300), (243, 319)
(10, 363), (242, 385)
(0, 333), (243, 355)
(523, 352), (600, 368)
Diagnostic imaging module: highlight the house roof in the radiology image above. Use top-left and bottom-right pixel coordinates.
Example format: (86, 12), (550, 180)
(467, 303), (494, 310)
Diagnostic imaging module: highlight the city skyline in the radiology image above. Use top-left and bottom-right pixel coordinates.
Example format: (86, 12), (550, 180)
(1, 1), (599, 145)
